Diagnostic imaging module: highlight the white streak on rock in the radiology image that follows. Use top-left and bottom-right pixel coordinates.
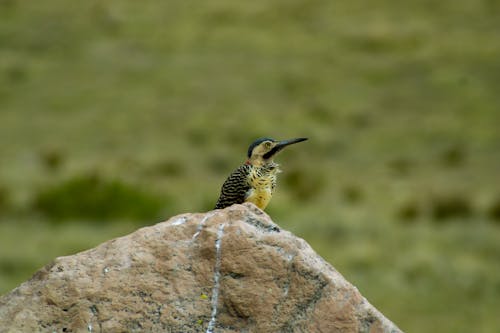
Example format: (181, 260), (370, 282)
(192, 212), (215, 240)
(171, 217), (187, 226)
(206, 223), (225, 333)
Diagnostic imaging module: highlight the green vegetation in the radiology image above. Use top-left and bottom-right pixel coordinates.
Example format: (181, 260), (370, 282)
(1, 0), (499, 332)
(33, 173), (167, 222)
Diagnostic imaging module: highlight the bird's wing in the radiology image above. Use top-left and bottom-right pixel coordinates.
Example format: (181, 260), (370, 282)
(214, 165), (252, 209)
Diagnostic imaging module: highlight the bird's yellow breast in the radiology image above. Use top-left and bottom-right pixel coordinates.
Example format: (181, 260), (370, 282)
(245, 187), (273, 210)
(245, 166), (279, 210)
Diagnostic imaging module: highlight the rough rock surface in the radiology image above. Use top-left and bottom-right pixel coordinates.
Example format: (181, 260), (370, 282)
(0, 203), (402, 333)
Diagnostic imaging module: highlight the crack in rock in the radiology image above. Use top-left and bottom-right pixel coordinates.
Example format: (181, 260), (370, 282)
(244, 216), (280, 233)
(279, 269), (328, 332)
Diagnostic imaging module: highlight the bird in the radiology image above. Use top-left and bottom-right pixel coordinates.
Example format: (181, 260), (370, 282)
(214, 137), (308, 210)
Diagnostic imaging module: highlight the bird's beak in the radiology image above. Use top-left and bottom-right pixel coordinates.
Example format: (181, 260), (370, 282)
(263, 137), (308, 159)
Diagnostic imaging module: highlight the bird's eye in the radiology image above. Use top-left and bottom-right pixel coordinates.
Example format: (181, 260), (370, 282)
(265, 141), (272, 148)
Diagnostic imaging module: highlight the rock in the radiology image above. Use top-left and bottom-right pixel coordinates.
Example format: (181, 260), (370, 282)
(0, 203), (402, 333)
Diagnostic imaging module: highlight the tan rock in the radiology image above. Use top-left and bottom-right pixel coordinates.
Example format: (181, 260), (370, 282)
(0, 203), (402, 333)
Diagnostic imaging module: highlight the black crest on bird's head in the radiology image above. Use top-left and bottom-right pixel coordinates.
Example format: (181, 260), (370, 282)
(247, 137), (275, 158)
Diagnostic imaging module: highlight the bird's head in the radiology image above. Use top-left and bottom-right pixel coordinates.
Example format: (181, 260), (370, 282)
(246, 137), (308, 166)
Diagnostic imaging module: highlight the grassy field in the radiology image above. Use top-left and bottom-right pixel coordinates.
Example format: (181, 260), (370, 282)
(1, 0), (499, 332)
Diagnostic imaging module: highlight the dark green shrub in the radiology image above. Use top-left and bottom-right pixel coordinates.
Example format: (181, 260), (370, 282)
(439, 144), (466, 168)
(5, 64), (28, 83)
(347, 112), (372, 129)
(430, 194), (473, 222)
(33, 174), (167, 222)
(39, 148), (64, 172)
(387, 158), (414, 176)
(151, 160), (184, 177)
(340, 184), (364, 204)
(397, 200), (421, 223)
(0, 185), (8, 214)
(488, 197), (500, 223)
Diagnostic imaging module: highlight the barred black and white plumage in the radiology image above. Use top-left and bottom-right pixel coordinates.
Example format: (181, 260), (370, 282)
(214, 164), (252, 209)
(214, 137), (307, 211)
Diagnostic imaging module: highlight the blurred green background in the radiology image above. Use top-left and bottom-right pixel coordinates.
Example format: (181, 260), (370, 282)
(1, 0), (499, 332)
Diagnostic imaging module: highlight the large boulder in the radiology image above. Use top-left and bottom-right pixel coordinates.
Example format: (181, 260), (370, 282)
(0, 203), (402, 332)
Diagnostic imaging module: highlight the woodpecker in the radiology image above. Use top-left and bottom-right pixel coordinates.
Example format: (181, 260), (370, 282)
(215, 137), (308, 210)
